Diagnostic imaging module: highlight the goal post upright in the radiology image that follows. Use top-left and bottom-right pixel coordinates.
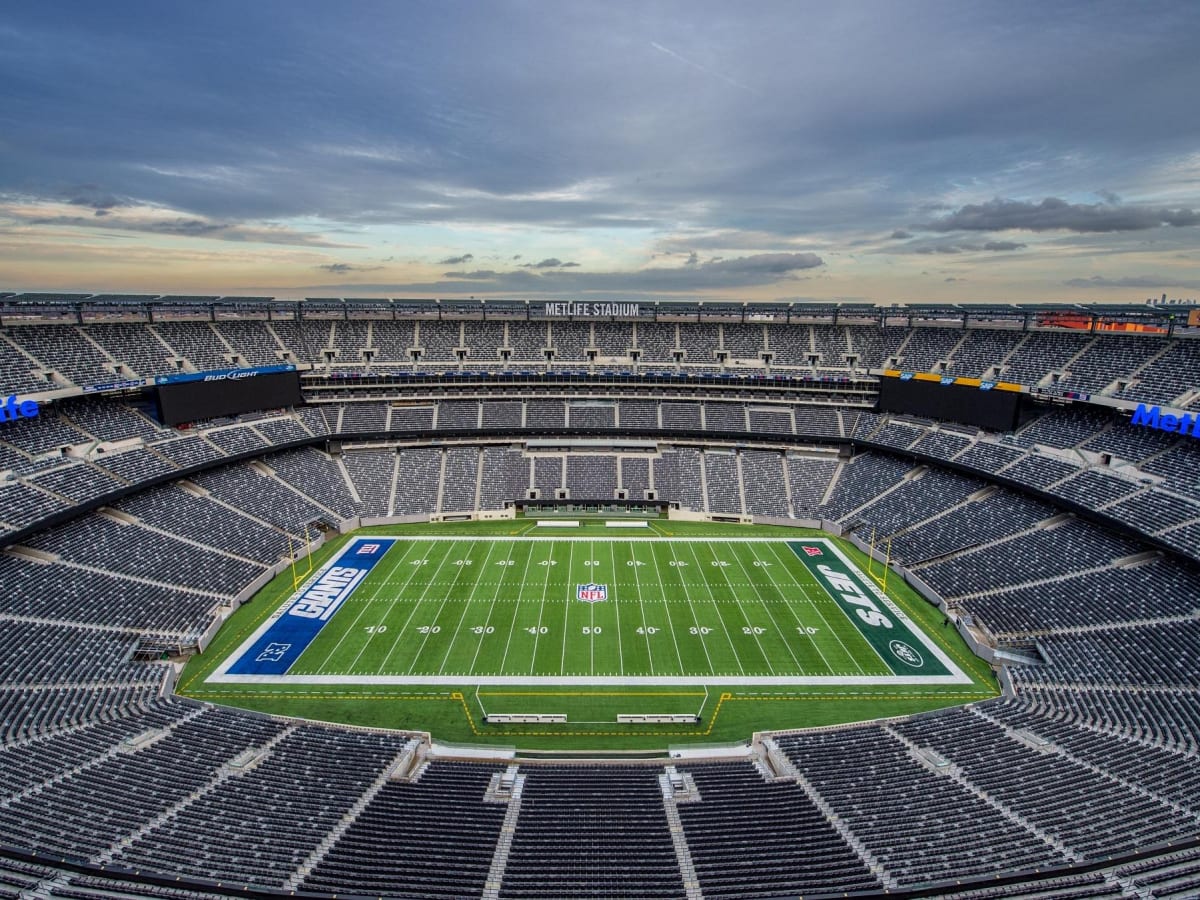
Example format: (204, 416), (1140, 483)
(866, 527), (891, 591)
(289, 522), (315, 592)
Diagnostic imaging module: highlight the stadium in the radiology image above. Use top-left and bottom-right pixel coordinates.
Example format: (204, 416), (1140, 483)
(0, 293), (1197, 899)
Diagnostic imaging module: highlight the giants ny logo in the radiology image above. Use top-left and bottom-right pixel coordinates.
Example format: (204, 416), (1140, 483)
(255, 642), (292, 663)
(576, 583), (608, 603)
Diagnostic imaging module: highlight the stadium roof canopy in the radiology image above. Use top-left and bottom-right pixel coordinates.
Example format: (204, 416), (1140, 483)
(0, 292), (1197, 329)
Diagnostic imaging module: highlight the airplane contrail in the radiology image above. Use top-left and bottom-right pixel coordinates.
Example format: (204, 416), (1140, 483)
(650, 41), (756, 94)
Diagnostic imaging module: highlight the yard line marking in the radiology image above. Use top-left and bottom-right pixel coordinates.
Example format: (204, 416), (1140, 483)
(310, 540), (421, 674)
(492, 543), (535, 677)
(529, 541), (554, 675)
(436, 541), (498, 673)
(762, 541), (873, 676)
(373, 541), (460, 674)
(608, 540), (625, 675)
(406, 543), (480, 675)
(729, 542), (807, 674)
(214, 672), (970, 686)
(743, 542), (831, 674)
(286, 535), (412, 676)
(470, 542), (523, 676)
(558, 541), (576, 676)
(705, 541), (777, 675)
(662, 542), (718, 675)
(630, 540), (659, 676)
(682, 541), (745, 676)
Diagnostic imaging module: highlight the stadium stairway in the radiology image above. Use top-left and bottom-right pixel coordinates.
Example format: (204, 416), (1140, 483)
(283, 738), (422, 891)
(759, 737), (898, 890)
(92, 722), (298, 866)
(481, 766), (526, 900)
(880, 724), (1082, 865)
(948, 560), (1120, 605)
(658, 770), (703, 900)
(2, 706), (205, 812)
(968, 706), (1200, 833)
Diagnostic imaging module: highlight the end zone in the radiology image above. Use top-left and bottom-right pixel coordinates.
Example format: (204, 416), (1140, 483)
(215, 537), (396, 677)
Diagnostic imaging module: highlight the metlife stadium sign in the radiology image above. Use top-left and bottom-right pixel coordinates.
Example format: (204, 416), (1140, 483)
(1130, 403), (1200, 438)
(154, 363), (296, 386)
(542, 301), (641, 318)
(0, 395), (39, 425)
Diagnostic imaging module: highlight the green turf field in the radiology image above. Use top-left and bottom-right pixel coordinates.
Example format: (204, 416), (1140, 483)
(182, 520), (998, 750)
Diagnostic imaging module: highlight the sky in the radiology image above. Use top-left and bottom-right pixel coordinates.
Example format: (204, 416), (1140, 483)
(1, 0), (1198, 304)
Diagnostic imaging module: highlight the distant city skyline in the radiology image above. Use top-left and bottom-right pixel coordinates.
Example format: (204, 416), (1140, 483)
(1, 1), (1198, 303)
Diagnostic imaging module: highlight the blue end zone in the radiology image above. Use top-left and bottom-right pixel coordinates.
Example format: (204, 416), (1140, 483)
(227, 537), (396, 675)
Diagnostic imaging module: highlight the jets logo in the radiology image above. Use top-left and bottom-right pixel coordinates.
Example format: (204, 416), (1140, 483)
(889, 640), (924, 668)
(576, 583), (608, 603)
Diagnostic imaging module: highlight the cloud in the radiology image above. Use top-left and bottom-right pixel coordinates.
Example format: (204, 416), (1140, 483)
(65, 188), (134, 211)
(442, 269), (502, 280)
(317, 262), (383, 274)
(923, 197), (1200, 233)
(321, 251), (825, 297)
(699, 252), (823, 275)
(1064, 275), (1200, 291)
(519, 257), (580, 269)
(1, 195), (358, 248)
(3, 3), (1200, 300)
(893, 239), (1025, 255)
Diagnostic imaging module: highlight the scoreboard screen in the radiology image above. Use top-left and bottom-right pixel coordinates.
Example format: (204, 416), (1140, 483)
(878, 376), (1022, 431)
(156, 370), (303, 427)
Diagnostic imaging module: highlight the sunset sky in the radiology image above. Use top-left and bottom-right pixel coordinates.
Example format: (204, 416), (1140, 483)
(1, 0), (1198, 303)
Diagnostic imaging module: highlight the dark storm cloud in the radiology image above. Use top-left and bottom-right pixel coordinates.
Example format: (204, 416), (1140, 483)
(923, 198), (1200, 234)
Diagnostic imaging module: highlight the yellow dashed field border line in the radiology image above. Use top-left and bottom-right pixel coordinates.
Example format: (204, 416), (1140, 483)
(475, 696), (705, 700)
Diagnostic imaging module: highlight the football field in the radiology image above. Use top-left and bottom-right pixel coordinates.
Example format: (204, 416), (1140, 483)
(212, 534), (967, 687)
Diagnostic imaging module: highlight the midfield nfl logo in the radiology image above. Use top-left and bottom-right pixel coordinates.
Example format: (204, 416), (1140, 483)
(576, 583), (608, 603)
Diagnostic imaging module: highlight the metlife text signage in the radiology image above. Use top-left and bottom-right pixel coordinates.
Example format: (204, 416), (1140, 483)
(541, 301), (641, 318)
(1130, 403), (1200, 438)
(0, 395), (39, 424)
